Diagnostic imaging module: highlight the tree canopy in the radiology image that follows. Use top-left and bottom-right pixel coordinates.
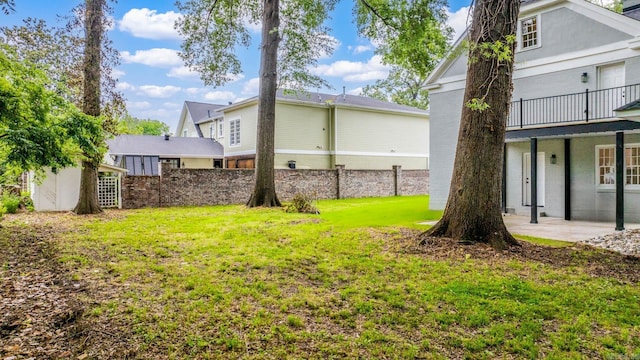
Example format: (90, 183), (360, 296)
(117, 115), (170, 136)
(361, 66), (431, 110)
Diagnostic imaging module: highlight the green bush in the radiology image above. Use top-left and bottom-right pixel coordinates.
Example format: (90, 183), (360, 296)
(2, 192), (21, 214)
(284, 193), (319, 214)
(20, 191), (34, 211)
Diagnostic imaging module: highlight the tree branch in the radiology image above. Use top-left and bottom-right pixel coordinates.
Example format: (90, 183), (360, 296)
(358, 0), (398, 31)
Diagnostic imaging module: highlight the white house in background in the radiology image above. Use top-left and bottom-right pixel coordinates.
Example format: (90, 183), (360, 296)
(176, 101), (226, 139)
(176, 91), (430, 170)
(426, 0), (640, 228)
(31, 164), (127, 211)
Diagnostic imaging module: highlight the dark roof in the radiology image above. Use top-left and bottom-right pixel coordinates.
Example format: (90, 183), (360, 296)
(185, 100), (225, 125)
(107, 135), (224, 157)
(265, 89), (428, 114)
(506, 120), (640, 140)
(615, 99), (640, 111)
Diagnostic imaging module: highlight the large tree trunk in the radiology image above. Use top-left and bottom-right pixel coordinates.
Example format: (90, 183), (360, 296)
(247, 0), (281, 208)
(421, 0), (520, 250)
(74, 0), (103, 215)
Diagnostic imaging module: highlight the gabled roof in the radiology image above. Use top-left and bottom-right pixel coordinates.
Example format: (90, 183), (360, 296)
(219, 89), (429, 116)
(185, 101), (225, 124)
(426, 0), (640, 87)
(107, 135), (224, 158)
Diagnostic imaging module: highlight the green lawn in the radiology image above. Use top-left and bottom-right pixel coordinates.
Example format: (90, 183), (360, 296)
(51, 195), (639, 359)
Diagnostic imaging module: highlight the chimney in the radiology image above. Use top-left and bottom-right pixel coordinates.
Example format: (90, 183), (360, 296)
(164, 134), (170, 141)
(624, 0), (640, 19)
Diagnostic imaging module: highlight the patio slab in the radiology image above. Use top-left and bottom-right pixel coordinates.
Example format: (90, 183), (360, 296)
(502, 215), (640, 242)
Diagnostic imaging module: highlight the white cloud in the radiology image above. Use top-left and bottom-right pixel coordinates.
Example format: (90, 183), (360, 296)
(167, 65), (200, 79)
(242, 78), (260, 95)
(112, 69), (125, 79)
(116, 81), (135, 91)
(348, 45), (372, 55)
(347, 87), (363, 96)
(163, 102), (181, 109)
(119, 8), (182, 40)
(121, 48), (182, 68)
(185, 87), (204, 96)
(311, 55), (389, 82)
(137, 85), (182, 98)
(447, 6), (471, 42)
(204, 91), (236, 103)
(126, 101), (151, 110)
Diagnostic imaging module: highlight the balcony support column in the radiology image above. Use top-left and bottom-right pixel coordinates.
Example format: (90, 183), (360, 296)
(564, 138), (571, 220)
(530, 138), (538, 224)
(616, 131), (624, 231)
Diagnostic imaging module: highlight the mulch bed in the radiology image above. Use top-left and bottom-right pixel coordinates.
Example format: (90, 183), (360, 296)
(1, 213), (639, 359)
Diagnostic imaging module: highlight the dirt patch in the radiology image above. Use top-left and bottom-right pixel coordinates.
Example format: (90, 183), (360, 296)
(0, 212), (136, 359)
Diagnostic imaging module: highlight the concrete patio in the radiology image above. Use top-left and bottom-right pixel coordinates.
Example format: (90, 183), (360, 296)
(502, 214), (640, 242)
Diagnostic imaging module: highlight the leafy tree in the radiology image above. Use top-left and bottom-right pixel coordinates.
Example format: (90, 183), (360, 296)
(361, 66), (430, 110)
(117, 115), (170, 136)
(177, 0), (338, 207)
(0, 45), (104, 183)
(0, 0), (14, 14)
(421, 0), (521, 249)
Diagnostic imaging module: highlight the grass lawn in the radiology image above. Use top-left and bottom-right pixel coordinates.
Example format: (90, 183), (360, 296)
(14, 195), (640, 358)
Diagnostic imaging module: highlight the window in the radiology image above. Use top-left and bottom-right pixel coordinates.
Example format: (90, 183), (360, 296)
(210, 124), (214, 139)
(160, 158), (180, 169)
(597, 146), (616, 186)
(596, 144), (640, 187)
(626, 145), (640, 186)
(183, 129), (188, 137)
(520, 16), (538, 50)
(218, 120), (224, 138)
(124, 155), (159, 175)
(229, 119), (240, 146)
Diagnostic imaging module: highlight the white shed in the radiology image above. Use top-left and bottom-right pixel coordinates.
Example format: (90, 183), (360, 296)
(31, 164), (127, 211)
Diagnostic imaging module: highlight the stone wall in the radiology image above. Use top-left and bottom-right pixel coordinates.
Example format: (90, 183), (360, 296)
(122, 166), (428, 209)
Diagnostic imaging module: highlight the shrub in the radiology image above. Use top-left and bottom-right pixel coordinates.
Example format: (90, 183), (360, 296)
(2, 192), (21, 214)
(20, 192), (34, 211)
(284, 193), (319, 214)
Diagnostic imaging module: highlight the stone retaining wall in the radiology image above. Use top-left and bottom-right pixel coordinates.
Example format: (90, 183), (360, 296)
(122, 166), (428, 209)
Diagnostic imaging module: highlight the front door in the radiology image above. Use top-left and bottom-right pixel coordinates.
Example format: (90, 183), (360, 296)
(523, 152), (545, 207)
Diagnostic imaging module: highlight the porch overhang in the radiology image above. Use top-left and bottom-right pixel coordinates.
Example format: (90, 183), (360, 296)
(614, 99), (640, 121)
(505, 120), (640, 141)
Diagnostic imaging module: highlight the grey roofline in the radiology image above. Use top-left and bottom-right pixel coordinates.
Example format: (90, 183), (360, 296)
(505, 120), (640, 140)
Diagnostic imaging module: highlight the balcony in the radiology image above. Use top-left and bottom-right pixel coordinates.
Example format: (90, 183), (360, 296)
(507, 83), (640, 129)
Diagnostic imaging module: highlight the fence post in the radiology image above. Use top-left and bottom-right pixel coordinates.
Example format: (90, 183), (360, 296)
(335, 164), (345, 199)
(393, 165), (402, 196)
(585, 89), (589, 122)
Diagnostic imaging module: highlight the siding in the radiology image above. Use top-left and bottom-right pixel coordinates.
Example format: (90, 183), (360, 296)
(275, 103), (330, 151)
(223, 105), (258, 155)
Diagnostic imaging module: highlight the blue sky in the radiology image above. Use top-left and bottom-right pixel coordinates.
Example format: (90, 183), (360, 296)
(4, 0), (471, 132)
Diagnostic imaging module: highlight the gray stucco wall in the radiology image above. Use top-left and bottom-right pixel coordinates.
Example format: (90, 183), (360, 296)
(516, 7), (632, 62)
(428, 90), (464, 209)
(506, 134), (640, 222)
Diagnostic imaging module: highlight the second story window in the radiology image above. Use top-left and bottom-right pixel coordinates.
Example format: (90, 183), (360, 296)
(520, 16), (538, 50)
(229, 119), (240, 146)
(218, 120), (224, 138)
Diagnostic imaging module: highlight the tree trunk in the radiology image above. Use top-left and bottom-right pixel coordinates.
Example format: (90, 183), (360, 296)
(247, 0), (281, 208)
(421, 0), (520, 250)
(74, 0), (103, 215)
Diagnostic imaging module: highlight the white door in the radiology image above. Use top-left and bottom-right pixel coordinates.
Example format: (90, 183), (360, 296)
(522, 152), (545, 207)
(597, 62), (625, 118)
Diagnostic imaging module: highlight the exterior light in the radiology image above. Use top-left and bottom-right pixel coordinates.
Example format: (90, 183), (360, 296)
(550, 154), (557, 164)
(581, 72), (588, 83)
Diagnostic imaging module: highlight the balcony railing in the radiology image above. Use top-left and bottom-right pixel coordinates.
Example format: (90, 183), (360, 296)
(507, 83), (640, 129)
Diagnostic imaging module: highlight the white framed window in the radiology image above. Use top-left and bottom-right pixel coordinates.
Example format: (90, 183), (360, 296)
(218, 120), (224, 138)
(596, 144), (640, 188)
(209, 124), (214, 139)
(229, 119), (240, 146)
(519, 16), (539, 50)
(626, 145), (640, 187)
(596, 145), (616, 186)
(183, 129), (188, 137)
